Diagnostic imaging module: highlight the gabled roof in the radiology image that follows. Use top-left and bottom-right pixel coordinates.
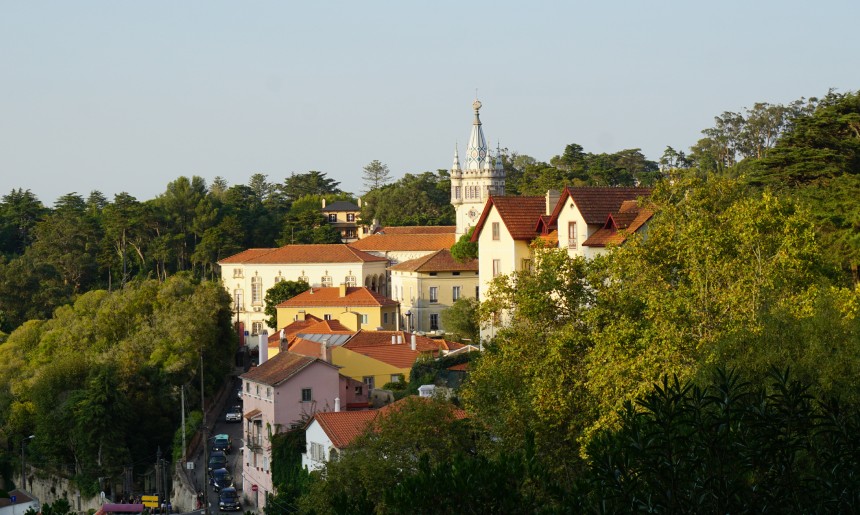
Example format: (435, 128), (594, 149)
(349, 233), (455, 252)
(582, 201), (653, 247)
(218, 244), (387, 265)
(311, 396), (467, 449)
(276, 287), (398, 308)
(322, 201), (360, 212)
(388, 249), (478, 273)
(240, 351), (338, 386)
(342, 331), (451, 369)
(268, 315), (325, 345)
(548, 187), (652, 226)
(313, 410), (379, 449)
(375, 226), (456, 234)
(470, 196), (547, 242)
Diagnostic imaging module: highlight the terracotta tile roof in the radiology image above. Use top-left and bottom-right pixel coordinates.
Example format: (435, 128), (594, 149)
(244, 408), (262, 420)
(582, 203), (654, 247)
(314, 410), (379, 449)
(470, 196), (547, 242)
(218, 244), (387, 265)
(322, 201), (360, 212)
(240, 351), (337, 386)
(300, 319), (355, 333)
(376, 226), (456, 234)
(388, 249), (478, 273)
(268, 315), (325, 345)
(218, 248), (278, 264)
(349, 233), (455, 252)
(548, 187), (652, 226)
(342, 331), (451, 369)
(447, 362), (469, 372)
(277, 287), (398, 308)
(377, 396), (468, 420)
(288, 338), (328, 358)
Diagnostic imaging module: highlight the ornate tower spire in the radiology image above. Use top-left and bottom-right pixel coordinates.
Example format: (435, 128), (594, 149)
(452, 143), (461, 174)
(464, 99), (488, 172)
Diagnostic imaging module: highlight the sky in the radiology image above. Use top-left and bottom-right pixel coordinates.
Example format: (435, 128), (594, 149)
(2, 1), (859, 206)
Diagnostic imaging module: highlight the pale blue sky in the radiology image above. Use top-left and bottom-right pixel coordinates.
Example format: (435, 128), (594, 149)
(2, 1), (858, 205)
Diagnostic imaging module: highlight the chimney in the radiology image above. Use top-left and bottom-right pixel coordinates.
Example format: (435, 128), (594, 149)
(258, 331), (269, 365)
(309, 288), (314, 295)
(357, 197), (362, 208)
(411, 333), (416, 351)
(321, 198), (326, 208)
(546, 189), (560, 216)
(334, 397), (341, 412)
(397, 334), (403, 344)
(320, 341), (327, 361)
(339, 283), (347, 297)
(391, 335), (396, 345)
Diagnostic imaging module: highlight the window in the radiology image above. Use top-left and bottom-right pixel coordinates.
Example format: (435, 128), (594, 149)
(568, 222), (578, 249)
(256, 385), (260, 395)
(355, 385), (363, 396)
(455, 186), (461, 199)
(361, 314), (369, 324)
(345, 229), (356, 238)
(452, 271), (460, 276)
(430, 314), (439, 331)
(234, 289), (244, 311)
(429, 286), (438, 303)
(266, 387), (272, 399)
(345, 275), (357, 286)
(299, 275), (309, 284)
(521, 258), (533, 272)
(321, 276), (333, 287)
(383, 312), (389, 324)
(452, 286), (461, 301)
(251, 321), (264, 335)
(492, 259), (501, 278)
(324, 314), (332, 321)
(246, 382), (250, 393)
(232, 268), (244, 278)
(346, 213), (355, 222)
(390, 374), (404, 384)
(301, 388), (312, 402)
(363, 376), (375, 389)
(251, 276), (263, 305)
(328, 213), (336, 222)
(492, 222), (500, 240)
(309, 442), (325, 462)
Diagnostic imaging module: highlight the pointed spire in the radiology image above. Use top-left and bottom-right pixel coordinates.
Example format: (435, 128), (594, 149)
(452, 143), (461, 173)
(465, 99), (488, 172)
(495, 142), (505, 175)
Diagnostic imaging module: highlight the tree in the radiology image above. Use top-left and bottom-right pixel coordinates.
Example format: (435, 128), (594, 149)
(0, 189), (45, 256)
(362, 159), (392, 192)
(449, 227), (478, 262)
(276, 171), (343, 204)
(439, 297), (480, 344)
(264, 280), (310, 329)
(359, 171), (454, 226)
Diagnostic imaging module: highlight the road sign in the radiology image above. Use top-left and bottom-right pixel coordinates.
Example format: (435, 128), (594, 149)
(142, 495), (159, 508)
(10, 496), (15, 503)
(251, 485), (258, 492)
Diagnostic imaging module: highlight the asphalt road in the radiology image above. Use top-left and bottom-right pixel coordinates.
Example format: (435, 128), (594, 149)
(190, 378), (246, 515)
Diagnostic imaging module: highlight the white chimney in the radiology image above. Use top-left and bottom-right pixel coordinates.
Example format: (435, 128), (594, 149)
(334, 397), (341, 412)
(258, 331), (268, 365)
(397, 334), (403, 344)
(322, 198), (326, 208)
(411, 333), (416, 351)
(391, 335), (396, 345)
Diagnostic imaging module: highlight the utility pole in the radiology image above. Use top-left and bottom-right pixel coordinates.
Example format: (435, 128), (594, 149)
(155, 447), (162, 509)
(181, 385), (186, 463)
(20, 435), (34, 491)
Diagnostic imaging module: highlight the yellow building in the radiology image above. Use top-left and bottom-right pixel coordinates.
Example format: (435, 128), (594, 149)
(276, 285), (399, 332)
(388, 249), (479, 335)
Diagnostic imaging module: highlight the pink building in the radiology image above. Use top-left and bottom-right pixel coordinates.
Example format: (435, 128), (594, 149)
(240, 351), (342, 510)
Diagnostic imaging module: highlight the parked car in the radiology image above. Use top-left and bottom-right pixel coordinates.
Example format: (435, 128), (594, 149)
(208, 467), (234, 492)
(218, 487), (241, 512)
(225, 405), (242, 423)
(212, 433), (232, 453)
(208, 450), (227, 472)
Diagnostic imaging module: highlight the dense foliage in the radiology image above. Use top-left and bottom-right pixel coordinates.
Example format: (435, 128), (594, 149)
(0, 276), (235, 493)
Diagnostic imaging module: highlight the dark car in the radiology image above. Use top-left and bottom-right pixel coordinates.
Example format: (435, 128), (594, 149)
(208, 467), (234, 492)
(212, 434), (232, 453)
(208, 450), (227, 472)
(218, 487), (241, 512)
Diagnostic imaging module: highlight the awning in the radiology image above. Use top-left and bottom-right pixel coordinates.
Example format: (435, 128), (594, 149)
(101, 504), (145, 513)
(244, 408), (262, 420)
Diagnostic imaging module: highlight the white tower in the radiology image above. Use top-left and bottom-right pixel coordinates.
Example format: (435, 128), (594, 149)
(451, 99), (505, 236)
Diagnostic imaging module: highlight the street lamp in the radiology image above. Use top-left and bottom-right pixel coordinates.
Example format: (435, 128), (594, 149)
(20, 435), (34, 491)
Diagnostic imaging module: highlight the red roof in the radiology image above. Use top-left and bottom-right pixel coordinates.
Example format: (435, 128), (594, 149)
(342, 331), (452, 369)
(277, 287), (398, 308)
(375, 226), (456, 234)
(388, 249), (478, 273)
(582, 201), (653, 247)
(240, 351), (337, 386)
(548, 187), (652, 226)
(470, 196), (547, 242)
(349, 233), (455, 252)
(268, 315), (325, 345)
(218, 244), (387, 264)
(312, 396), (467, 449)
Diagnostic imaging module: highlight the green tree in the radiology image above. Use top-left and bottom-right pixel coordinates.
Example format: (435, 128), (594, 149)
(359, 171), (454, 226)
(264, 280), (310, 329)
(440, 297), (480, 344)
(449, 226), (478, 262)
(362, 159), (392, 192)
